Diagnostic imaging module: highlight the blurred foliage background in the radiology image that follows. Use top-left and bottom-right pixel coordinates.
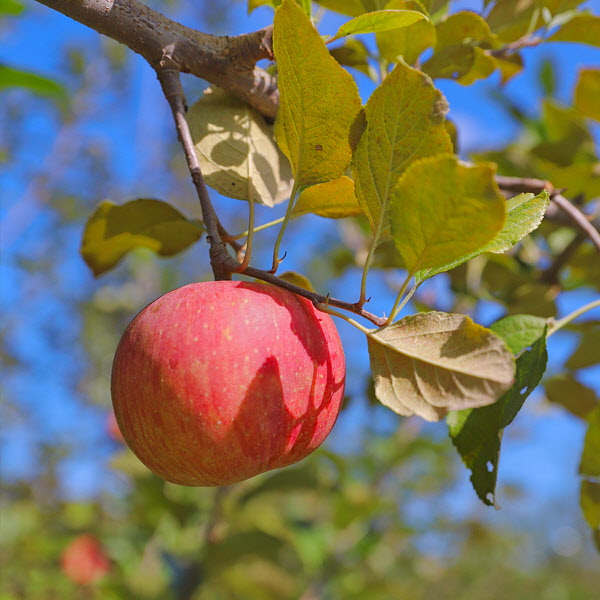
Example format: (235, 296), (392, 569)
(1, 1), (599, 598)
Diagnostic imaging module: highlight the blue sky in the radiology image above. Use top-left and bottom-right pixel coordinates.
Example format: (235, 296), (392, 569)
(1, 0), (599, 558)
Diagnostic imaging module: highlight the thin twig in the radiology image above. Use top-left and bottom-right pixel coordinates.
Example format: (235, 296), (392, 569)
(495, 176), (600, 253)
(550, 194), (600, 253)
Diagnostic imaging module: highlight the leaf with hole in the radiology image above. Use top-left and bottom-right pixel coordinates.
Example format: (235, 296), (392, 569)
(351, 60), (452, 239)
(188, 87), (292, 207)
(80, 199), (203, 276)
(273, 0), (362, 187)
(391, 155), (506, 275)
(447, 330), (548, 506)
(367, 311), (515, 422)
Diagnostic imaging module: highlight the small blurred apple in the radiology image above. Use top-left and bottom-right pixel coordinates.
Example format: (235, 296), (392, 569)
(111, 281), (346, 486)
(61, 534), (110, 585)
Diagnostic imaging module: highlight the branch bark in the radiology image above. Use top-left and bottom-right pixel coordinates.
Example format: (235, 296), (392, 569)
(35, 0), (278, 118)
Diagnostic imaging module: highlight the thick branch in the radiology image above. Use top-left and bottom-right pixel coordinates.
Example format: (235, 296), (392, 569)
(35, 0), (278, 118)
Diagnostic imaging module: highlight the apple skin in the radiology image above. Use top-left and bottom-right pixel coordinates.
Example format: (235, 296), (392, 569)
(61, 534), (110, 585)
(111, 281), (345, 486)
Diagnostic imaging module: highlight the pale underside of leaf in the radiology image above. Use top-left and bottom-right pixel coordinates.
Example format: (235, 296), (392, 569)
(367, 312), (515, 421)
(274, 0), (362, 188)
(351, 59), (452, 238)
(188, 87), (292, 207)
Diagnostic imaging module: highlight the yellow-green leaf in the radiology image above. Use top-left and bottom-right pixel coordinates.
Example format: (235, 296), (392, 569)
(574, 68), (600, 121)
(274, 0), (362, 187)
(545, 374), (598, 420)
(367, 311), (516, 422)
(548, 14), (600, 47)
(433, 11), (495, 49)
(416, 190), (550, 281)
(314, 0), (383, 17)
(390, 155), (506, 274)
(294, 176), (362, 218)
(188, 87), (293, 207)
(80, 199), (203, 276)
(278, 271), (316, 291)
(351, 60), (452, 238)
(376, 0), (435, 65)
(330, 38), (376, 79)
(328, 9), (426, 43)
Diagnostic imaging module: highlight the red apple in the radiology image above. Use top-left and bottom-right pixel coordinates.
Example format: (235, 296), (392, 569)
(111, 281), (346, 486)
(61, 534), (110, 585)
(106, 411), (125, 443)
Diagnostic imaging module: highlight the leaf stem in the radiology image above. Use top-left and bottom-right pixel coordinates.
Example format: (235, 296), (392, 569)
(231, 193), (255, 272)
(231, 216), (286, 241)
(385, 272), (413, 325)
(547, 299), (600, 337)
(270, 181), (300, 273)
(358, 206), (389, 306)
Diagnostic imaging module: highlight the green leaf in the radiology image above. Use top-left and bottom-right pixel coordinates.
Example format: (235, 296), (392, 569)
(314, 0), (386, 17)
(548, 14), (600, 46)
(278, 271), (316, 291)
(330, 38), (376, 79)
(248, 0), (281, 12)
(367, 311), (516, 422)
(390, 155), (506, 274)
(566, 329), (600, 370)
(580, 406), (600, 477)
(273, 0), (362, 187)
(0, 65), (68, 108)
(415, 190), (549, 282)
(188, 87), (292, 207)
(574, 68), (600, 121)
(580, 480), (600, 545)
(489, 314), (548, 355)
(545, 374), (598, 420)
(294, 176), (363, 218)
(486, 0), (543, 43)
(328, 9), (427, 43)
(81, 199), (203, 276)
(448, 331), (548, 506)
(376, 1), (435, 65)
(421, 11), (498, 83)
(0, 0), (24, 15)
(351, 60), (452, 238)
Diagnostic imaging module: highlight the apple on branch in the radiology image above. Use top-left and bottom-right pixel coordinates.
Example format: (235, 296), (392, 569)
(111, 281), (346, 486)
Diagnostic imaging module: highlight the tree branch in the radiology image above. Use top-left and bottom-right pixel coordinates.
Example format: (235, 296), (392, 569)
(35, 0), (278, 119)
(495, 175), (600, 253)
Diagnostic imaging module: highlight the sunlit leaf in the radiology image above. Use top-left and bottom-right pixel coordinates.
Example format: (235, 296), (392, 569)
(574, 68), (600, 121)
(415, 190), (549, 282)
(273, 0), (362, 187)
(314, 0), (384, 17)
(294, 176), (362, 218)
(81, 199), (203, 276)
(367, 311), (516, 422)
(489, 314), (547, 355)
(448, 331), (547, 506)
(247, 0), (281, 12)
(391, 155), (506, 274)
(188, 88), (292, 207)
(278, 271), (316, 291)
(434, 10), (495, 48)
(351, 60), (451, 238)
(548, 14), (600, 47)
(376, 0), (435, 65)
(545, 374), (598, 420)
(486, 0), (542, 43)
(328, 9), (426, 43)
(0, 64), (68, 108)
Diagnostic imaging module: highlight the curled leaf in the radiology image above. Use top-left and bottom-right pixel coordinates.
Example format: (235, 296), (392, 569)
(81, 199), (203, 276)
(367, 311), (515, 422)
